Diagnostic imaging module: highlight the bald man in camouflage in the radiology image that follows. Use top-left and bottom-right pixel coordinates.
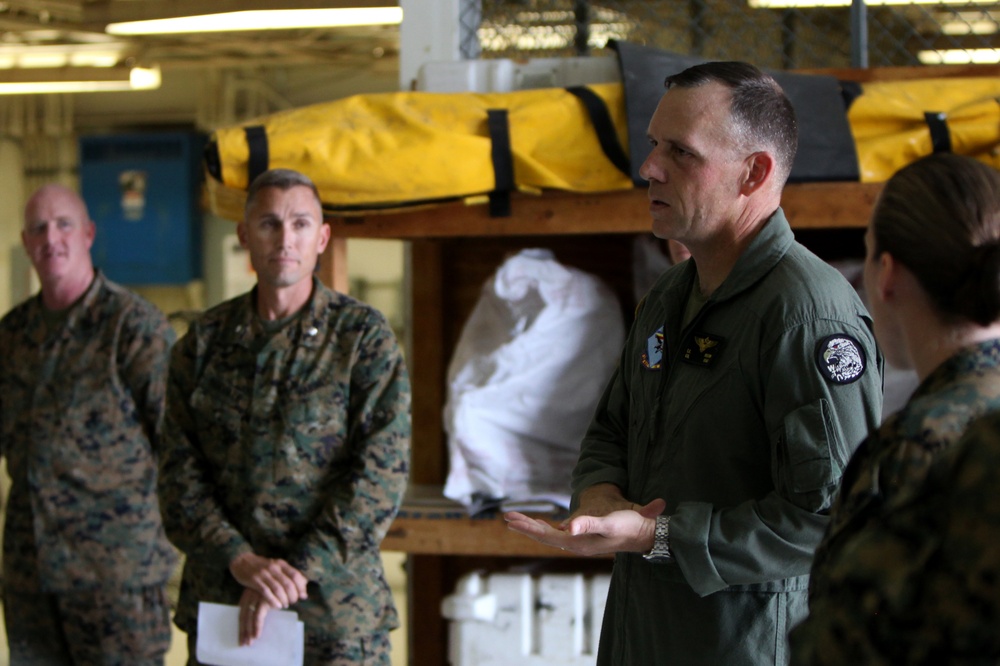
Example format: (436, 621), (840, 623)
(0, 183), (178, 664)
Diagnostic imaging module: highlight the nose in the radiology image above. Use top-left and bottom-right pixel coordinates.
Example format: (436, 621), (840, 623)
(638, 150), (663, 184)
(43, 223), (60, 244)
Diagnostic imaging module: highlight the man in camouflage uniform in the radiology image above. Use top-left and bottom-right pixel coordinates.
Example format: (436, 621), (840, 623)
(159, 168), (410, 665)
(0, 183), (178, 665)
(789, 408), (1000, 664)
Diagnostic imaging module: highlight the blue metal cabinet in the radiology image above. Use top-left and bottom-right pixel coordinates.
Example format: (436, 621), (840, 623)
(79, 132), (204, 285)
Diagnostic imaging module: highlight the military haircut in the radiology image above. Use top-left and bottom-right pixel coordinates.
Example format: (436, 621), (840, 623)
(665, 61), (798, 187)
(244, 168), (323, 217)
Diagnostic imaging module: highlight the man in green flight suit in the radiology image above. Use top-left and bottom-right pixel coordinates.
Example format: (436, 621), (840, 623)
(506, 61), (884, 665)
(159, 168), (410, 665)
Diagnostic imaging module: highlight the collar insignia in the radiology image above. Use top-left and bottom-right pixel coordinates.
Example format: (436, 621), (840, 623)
(682, 331), (725, 367)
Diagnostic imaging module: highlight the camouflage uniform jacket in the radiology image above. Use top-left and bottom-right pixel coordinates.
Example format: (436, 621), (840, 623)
(790, 338), (1000, 664)
(159, 278), (411, 640)
(0, 270), (178, 593)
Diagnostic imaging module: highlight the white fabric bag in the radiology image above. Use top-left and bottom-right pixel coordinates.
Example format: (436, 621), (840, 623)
(443, 248), (625, 511)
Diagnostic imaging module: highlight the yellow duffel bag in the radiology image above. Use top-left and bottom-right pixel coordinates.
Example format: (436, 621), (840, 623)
(204, 82), (633, 216)
(848, 77), (1000, 183)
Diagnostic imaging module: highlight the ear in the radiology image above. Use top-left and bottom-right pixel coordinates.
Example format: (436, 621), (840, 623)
(236, 221), (248, 249)
(84, 219), (96, 250)
(874, 251), (899, 303)
(739, 152), (774, 196)
(316, 221), (331, 255)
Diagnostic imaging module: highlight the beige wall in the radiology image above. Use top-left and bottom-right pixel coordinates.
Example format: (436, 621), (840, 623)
(0, 140), (27, 315)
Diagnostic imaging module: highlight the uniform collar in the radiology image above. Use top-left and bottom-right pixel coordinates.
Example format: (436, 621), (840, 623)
(649, 208), (794, 320)
(226, 276), (335, 349)
(27, 270), (105, 344)
(911, 338), (1000, 401)
(705, 207), (794, 305)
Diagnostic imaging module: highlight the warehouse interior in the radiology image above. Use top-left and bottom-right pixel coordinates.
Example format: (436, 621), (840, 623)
(1, 1), (1000, 665)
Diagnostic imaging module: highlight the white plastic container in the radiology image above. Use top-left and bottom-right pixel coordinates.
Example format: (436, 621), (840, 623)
(441, 571), (611, 666)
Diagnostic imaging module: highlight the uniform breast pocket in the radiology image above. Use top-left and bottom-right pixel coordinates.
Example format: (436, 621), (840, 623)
(189, 381), (249, 469)
(280, 384), (350, 471)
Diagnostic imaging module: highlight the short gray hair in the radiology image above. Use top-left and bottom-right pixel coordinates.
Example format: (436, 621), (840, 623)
(244, 168), (322, 217)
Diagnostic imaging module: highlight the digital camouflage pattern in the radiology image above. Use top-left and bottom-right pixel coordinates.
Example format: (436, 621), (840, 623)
(159, 278), (410, 649)
(5, 585), (171, 665)
(0, 270), (178, 594)
(791, 339), (1000, 663)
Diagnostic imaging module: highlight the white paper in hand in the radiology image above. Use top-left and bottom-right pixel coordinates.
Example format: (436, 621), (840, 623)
(196, 602), (304, 666)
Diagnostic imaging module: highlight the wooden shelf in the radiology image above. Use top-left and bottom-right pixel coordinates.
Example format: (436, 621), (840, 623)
(382, 486), (606, 558)
(384, 511), (599, 558)
(324, 180), (882, 240)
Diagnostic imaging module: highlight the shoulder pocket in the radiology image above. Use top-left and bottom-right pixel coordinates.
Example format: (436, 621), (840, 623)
(780, 399), (846, 509)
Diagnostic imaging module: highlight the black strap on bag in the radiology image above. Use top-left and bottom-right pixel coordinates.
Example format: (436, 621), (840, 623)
(245, 125), (270, 186)
(487, 109), (514, 218)
(923, 111), (952, 154)
(566, 85), (632, 178)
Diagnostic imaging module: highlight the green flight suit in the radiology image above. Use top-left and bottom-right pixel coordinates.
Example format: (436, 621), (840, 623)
(573, 209), (883, 665)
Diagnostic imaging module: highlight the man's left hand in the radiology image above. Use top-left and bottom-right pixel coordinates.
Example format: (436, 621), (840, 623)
(238, 589), (272, 646)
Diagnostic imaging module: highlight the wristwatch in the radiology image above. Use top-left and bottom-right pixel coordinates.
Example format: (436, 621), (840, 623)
(643, 515), (672, 561)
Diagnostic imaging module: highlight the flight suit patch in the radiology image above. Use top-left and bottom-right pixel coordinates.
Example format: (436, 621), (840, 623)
(816, 334), (866, 384)
(641, 325), (664, 370)
(681, 332), (725, 367)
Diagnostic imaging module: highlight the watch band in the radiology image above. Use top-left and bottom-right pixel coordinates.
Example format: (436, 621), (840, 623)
(643, 514), (672, 561)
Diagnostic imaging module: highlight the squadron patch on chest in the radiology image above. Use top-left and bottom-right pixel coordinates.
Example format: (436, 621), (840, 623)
(641, 325), (665, 370)
(681, 332), (725, 367)
(816, 334), (866, 384)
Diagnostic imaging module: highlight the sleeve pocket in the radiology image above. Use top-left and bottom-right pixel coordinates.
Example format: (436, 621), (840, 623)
(782, 399), (845, 497)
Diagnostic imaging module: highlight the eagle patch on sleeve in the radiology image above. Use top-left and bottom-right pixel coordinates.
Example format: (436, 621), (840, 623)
(815, 334), (866, 384)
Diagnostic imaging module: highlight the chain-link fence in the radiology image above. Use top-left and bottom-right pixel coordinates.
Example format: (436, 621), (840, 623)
(470, 0), (1000, 70)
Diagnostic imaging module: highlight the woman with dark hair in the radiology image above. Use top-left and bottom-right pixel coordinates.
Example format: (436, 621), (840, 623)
(790, 153), (1000, 663)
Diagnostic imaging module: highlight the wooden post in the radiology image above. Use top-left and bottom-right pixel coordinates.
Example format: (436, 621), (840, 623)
(318, 236), (349, 293)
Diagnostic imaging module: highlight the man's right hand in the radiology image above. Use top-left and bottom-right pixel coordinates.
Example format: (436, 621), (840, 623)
(570, 483), (635, 521)
(229, 552), (309, 609)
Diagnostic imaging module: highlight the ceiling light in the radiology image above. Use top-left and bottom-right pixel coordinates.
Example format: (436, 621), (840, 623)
(940, 16), (998, 36)
(106, 7), (403, 35)
(0, 65), (161, 95)
(0, 44), (127, 69)
(918, 48), (1000, 64)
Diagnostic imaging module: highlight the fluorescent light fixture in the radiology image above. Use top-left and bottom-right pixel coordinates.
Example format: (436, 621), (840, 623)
(751, 0), (997, 6)
(106, 7), (403, 35)
(0, 66), (161, 95)
(941, 16), (998, 36)
(918, 48), (1000, 64)
(0, 44), (127, 69)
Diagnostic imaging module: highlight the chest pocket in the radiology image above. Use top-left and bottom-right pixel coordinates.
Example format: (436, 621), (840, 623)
(279, 382), (350, 473)
(189, 377), (250, 474)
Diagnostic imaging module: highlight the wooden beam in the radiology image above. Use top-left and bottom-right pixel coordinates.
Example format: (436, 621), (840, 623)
(326, 182), (882, 239)
(408, 240), (447, 485)
(317, 236), (349, 293)
(800, 63), (1000, 82)
(384, 512), (608, 557)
